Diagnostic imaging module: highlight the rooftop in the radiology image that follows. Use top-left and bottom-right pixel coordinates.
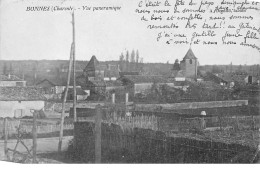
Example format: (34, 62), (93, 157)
(183, 48), (197, 60)
(0, 86), (46, 101)
(0, 75), (25, 81)
(120, 75), (173, 84)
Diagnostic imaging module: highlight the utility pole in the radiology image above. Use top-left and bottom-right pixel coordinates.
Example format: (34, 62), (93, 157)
(95, 104), (102, 163)
(58, 43), (74, 153)
(72, 11), (77, 122)
(32, 111), (37, 163)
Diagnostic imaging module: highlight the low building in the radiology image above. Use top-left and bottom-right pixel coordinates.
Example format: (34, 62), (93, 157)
(0, 74), (26, 87)
(36, 78), (81, 94)
(105, 80), (124, 91)
(0, 86), (46, 118)
(65, 87), (89, 101)
(36, 79), (56, 94)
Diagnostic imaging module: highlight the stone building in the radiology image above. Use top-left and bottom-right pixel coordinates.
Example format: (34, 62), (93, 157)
(180, 48), (198, 79)
(83, 55), (120, 81)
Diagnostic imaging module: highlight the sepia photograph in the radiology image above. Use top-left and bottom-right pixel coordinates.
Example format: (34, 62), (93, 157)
(0, 0), (259, 164)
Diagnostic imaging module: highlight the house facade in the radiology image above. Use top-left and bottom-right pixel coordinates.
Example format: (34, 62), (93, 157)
(64, 87), (89, 101)
(0, 87), (46, 118)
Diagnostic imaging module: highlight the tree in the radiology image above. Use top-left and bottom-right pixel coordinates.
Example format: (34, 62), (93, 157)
(119, 53), (124, 71)
(56, 67), (61, 80)
(212, 65), (221, 74)
(32, 61), (38, 85)
(3, 62), (7, 75)
(172, 59), (180, 71)
(130, 50), (135, 71)
(139, 57), (144, 72)
(125, 51), (129, 62)
(136, 50), (140, 71)
(125, 51), (129, 71)
(9, 63), (13, 74)
(130, 50), (135, 63)
(136, 50), (139, 63)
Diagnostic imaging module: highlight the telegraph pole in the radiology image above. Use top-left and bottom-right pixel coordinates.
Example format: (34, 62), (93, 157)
(58, 11), (75, 153)
(58, 43), (74, 153)
(72, 11), (77, 122)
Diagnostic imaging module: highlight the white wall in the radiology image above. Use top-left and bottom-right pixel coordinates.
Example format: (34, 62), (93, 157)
(0, 101), (44, 118)
(0, 81), (26, 87)
(134, 83), (153, 94)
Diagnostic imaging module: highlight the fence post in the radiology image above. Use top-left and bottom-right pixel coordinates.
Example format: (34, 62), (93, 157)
(3, 118), (8, 158)
(112, 93), (115, 104)
(235, 115), (239, 131)
(95, 104), (102, 163)
(125, 93), (129, 104)
(32, 111), (37, 163)
(252, 115), (255, 130)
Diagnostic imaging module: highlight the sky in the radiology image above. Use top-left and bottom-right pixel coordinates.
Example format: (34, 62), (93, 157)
(0, 0), (260, 65)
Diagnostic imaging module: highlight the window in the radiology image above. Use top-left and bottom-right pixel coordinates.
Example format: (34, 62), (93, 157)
(16, 82), (24, 86)
(190, 59), (192, 64)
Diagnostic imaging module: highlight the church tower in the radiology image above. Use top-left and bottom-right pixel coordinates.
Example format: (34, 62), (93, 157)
(180, 48), (198, 78)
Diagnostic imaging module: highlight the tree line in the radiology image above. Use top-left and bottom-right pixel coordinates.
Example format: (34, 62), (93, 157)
(118, 49), (144, 72)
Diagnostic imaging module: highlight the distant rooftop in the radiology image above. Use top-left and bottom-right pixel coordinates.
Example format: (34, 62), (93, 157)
(0, 75), (24, 81)
(120, 75), (172, 84)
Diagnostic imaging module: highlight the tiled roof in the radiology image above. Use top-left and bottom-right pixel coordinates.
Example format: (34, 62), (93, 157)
(37, 73), (83, 87)
(76, 74), (87, 87)
(218, 73), (248, 83)
(120, 75), (172, 84)
(83, 55), (105, 72)
(0, 75), (24, 81)
(36, 78), (67, 86)
(36, 79), (56, 87)
(199, 71), (227, 84)
(88, 80), (106, 87)
(0, 86), (46, 101)
(67, 88), (87, 95)
(183, 48), (197, 60)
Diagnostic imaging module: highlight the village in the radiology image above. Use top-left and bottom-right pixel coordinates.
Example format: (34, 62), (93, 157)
(0, 47), (260, 163)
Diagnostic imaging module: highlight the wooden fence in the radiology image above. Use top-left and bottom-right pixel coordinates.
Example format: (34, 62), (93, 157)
(0, 119), (74, 139)
(76, 113), (260, 133)
(72, 121), (259, 163)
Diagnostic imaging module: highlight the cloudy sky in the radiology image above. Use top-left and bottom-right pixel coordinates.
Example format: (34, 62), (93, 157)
(0, 0), (259, 65)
